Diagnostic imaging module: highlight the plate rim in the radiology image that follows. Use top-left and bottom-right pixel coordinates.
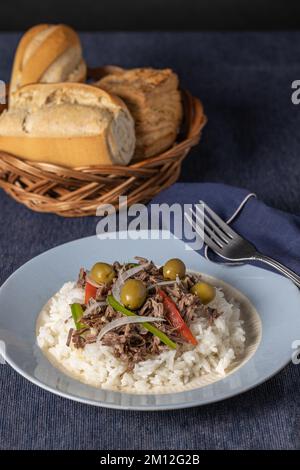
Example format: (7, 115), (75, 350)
(0, 230), (298, 410)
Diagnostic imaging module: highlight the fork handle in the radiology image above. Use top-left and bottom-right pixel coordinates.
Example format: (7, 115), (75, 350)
(254, 253), (300, 288)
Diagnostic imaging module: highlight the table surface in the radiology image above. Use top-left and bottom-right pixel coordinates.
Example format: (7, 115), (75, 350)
(0, 32), (299, 450)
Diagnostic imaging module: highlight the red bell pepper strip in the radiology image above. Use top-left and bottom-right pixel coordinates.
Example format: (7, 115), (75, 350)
(158, 288), (198, 346)
(85, 280), (98, 304)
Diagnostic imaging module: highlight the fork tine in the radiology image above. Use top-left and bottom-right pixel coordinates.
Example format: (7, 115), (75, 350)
(199, 200), (238, 239)
(185, 211), (223, 255)
(190, 208), (224, 248)
(195, 205), (230, 244)
(185, 212), (221, 252)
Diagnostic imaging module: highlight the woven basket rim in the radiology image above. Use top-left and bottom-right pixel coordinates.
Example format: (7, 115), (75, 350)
(0, 91), (206, 173)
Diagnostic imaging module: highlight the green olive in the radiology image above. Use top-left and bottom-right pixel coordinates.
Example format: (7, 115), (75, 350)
(191, 282), (216, 304)
(90, 262), (116, 285)
(163, 258), (186, 280)
(120, 279), (147, 310)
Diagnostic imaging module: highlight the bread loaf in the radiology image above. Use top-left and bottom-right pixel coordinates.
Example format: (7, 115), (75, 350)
(10, 24), (87, 102)
(95, 67), (183, 160)
(0, 83), (136, 167)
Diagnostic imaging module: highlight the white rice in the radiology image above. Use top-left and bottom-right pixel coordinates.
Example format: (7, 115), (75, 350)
(37, 281), (246, 392)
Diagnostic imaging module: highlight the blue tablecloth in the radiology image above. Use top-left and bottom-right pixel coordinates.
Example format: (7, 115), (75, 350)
(0, 32), (300, 450)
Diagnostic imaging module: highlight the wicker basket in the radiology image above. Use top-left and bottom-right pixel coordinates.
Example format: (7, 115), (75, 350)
(0, 67), (206, 217)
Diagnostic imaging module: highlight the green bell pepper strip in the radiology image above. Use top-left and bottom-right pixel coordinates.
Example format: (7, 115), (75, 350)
(107, 294), (177, 350)
(70, 303), (86, 330)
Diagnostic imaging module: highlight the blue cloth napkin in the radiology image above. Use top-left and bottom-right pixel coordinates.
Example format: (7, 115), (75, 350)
(151, 182), (300, 276)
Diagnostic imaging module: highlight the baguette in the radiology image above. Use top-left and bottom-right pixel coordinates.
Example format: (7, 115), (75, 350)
(0, 83), (136, 167)
(10, 24), (87, 103)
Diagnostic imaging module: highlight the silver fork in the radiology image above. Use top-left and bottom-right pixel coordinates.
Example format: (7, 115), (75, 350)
(185, 201), (300, 288)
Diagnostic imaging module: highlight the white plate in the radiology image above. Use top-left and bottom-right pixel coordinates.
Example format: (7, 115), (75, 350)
(0, 230), (299, 410)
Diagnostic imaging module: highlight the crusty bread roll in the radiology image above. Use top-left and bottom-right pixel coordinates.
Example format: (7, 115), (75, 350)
(0, 83), (136, 167)
(10, 24), (87, 103)
(95, 67), (183, 160)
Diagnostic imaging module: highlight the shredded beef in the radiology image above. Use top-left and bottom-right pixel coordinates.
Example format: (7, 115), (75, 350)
(139, 296), (164, 317)
(72, 334), (86, 349)
(76, 268), (86, 288)
(95, 284), (109, 300)
(66, 328), (73, 347)
(113, 261), (122, 273)
(71, 258), (221, 366)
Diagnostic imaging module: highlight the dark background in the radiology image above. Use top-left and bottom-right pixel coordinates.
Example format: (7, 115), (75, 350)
(0, 0), (300, 31)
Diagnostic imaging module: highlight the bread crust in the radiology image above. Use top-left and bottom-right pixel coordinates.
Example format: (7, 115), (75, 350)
(11, 82), (131, 115)
(11, 24), (49, 84)
(10, 24), (87, 101)
(20, 25), (79, 86)
(0, 134), (113, 166)
(0, 83), (136, 167)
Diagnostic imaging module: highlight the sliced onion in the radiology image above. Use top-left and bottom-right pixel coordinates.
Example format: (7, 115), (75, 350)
(83, 300), (107, 317)
(97, 316), (165, 343)
(112, 261), (150, 302)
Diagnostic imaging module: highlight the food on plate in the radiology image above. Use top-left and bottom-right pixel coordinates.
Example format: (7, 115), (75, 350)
(95, 67), (183, 160)
(0, 83), (136, 167)
(120, 279), (147, 310)
(191, 282), (216, 305)
(89, 262), (116, 285)
(10, 24), (87, 103)
(37, 256), (246, 392)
